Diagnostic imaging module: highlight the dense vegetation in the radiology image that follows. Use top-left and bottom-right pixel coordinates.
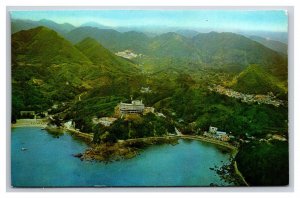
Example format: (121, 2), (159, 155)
(11, 27), (288, 136)
(75, 37), (139, 75)
(11, 26), (140, 120)
(93, 113), (175, 143)
(11, 25), (289, 186)
(65, 27), (288, 80)
(229, 64), (287, 96)
(235, 140), (289, 186)
(152, 74), (288, 137)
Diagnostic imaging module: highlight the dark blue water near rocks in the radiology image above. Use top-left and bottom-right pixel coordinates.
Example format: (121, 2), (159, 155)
(11, 127), (233, 187)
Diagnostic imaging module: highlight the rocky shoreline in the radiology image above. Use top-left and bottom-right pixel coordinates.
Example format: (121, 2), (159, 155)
(210, 160), (247, 186)
(74, 137), (179, 163)
(12, 120), (248, 186)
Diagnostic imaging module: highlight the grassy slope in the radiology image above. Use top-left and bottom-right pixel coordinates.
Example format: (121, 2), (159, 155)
(229, 64), (287, 95)
(192, 32), (287, 79)
(12, 26), (92, 65)
(12, 27), (96, 117)
(75, 37), (139, 75)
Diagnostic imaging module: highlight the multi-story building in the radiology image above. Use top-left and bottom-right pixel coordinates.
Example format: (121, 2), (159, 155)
(119, 100), (145, 114)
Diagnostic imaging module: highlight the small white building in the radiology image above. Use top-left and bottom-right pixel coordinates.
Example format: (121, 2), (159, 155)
(209, 126), (218, 133)
(206, 126), (230, 141)
(156, 112), (166, 118)
(64, 120), (75, 129)
(140, 87), (152, 93)
(216, 131), (227, 136)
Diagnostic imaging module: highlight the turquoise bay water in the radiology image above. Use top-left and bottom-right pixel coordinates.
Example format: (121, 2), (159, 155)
(11, 127), (233, 187)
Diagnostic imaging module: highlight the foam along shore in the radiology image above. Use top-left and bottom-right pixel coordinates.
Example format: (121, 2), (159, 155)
(11, 119), (48, 128)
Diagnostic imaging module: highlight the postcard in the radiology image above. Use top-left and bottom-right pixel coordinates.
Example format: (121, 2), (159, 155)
(10, 9), (289, 187)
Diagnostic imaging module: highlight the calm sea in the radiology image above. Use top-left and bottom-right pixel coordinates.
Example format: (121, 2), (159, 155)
(11, 127), (233, 187)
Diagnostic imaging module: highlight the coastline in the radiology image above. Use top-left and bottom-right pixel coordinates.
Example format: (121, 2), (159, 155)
(11, 120), (248, 186)
(180, 135), (236, 150)
(65, 128), (94, 142)
(11, 124), (48, 128)
(234, 161), (249, 186)
(11, 119), (93, 142)
(180, 135), (249, 186)
(11, 119), (48, 128)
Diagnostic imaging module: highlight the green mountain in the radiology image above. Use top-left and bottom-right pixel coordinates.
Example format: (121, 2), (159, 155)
(117, 31), (150, 53)
(12, 27), (96, 118)
(11, 26), (143, 122)
(65, 28), (287, 80)
(12, 26), (92, 65)
(249, 35), (288, 55)
(11, 19), (76, 35)
(192, 32), (287, 79)
(38, 19), (76, 34)
(11, 19), (37, 33)
(229, 64), (287, 95)
(75, 37), (139, 74)
(148, 32), (198, 58)
(142, 32), (287, 81)
(176, 29), (199, 38)
(65, 27), (122, 50)
(66, 27), (150, 53)
(11, 26), (288, 144)
(80, 21), (111, 29)
(13, 22), (287, 80)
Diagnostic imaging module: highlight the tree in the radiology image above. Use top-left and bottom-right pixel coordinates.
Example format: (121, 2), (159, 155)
(176, 73), (195, 90)
(100, 131), (117, 143)
(235, 141), (289, 186)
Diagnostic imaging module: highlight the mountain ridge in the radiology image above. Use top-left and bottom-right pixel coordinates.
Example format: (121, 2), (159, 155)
(75, 37), (140, 74)
(248, 35), (288, 55)
(11, 19), (76, 35)
(229, 64), (287, 95)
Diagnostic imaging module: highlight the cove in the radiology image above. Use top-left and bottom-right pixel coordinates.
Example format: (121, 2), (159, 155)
(11, 127), (233, 187)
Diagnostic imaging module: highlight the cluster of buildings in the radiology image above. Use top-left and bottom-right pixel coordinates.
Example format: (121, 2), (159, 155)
(117, 99), (157, 116)
(91, 99), (157, 127)
(257, 133), (287, 143)
(209, 85), (284, 107)
(115, 50), (141, 59)
(203, 126), (231, 142)
(116, 99), (165, 116)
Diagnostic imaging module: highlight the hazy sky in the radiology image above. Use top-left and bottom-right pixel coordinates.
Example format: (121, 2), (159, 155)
(10, 10), (288, 32)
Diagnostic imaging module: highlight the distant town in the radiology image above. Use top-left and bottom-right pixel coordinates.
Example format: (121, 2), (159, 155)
(209, 85), (284, 107)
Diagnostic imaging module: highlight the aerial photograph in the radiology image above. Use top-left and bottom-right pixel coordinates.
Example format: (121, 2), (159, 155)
(10, 9), (289, 187)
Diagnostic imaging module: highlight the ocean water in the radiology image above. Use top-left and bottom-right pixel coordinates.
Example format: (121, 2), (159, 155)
(11, 127), (232, 187)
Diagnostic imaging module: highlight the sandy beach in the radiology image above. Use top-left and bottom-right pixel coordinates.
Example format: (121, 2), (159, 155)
(11, 119), (48, 128)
